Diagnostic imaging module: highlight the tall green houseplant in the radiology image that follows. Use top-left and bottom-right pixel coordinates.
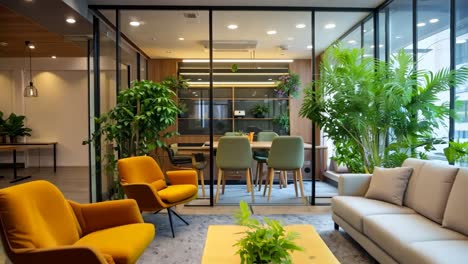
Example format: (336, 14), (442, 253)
(86, 78), (182, 199)
(300, 45), (468, 173)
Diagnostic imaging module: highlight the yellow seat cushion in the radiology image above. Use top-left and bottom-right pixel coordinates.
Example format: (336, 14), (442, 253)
(74, 223), (154, 264)
(157, 185), (198, 203)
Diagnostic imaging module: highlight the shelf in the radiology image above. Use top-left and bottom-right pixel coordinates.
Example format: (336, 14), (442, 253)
(234, 118), (273, 120)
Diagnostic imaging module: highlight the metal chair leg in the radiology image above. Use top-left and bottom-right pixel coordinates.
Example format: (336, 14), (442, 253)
(167, 208), (175, 238)
(169, 208), (189, 225)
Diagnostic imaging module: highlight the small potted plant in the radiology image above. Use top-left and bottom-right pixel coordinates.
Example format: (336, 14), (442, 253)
(0, 111), (7, 143)
(234, 201), (303, 264)
(275, 73), (301, 98)
(4, 113), (32, 143)
(273, 112), (290, 135)
(250, 104), (269, 118)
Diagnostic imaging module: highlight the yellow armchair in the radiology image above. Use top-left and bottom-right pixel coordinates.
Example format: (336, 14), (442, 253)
(0, 180), (154, 264)
(118, 156), (198, 237)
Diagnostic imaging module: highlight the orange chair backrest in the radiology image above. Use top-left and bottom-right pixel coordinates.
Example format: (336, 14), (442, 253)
(118, 156), (164, 184)
(0, 180), (81, 253)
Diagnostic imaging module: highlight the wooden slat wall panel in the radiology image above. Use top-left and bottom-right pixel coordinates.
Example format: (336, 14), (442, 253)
(0, 5), (85, 57)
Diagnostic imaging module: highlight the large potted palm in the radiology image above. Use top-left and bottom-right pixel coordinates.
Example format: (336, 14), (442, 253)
(300, 45), (468, 173)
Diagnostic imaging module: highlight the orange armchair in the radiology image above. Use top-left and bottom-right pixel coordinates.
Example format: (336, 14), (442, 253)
(0, 180), (154, 264)
(118, 156), (198, 237)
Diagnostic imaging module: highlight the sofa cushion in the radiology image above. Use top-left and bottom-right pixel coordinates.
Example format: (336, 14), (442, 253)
(75, 223), (155, 264)
(443, 168), (468, 236)
(402, 160), (458, 224)
(363, 214), (466, 263)
(332, 196), (415, 232)
(402, 240), (468, 264)
(365, 166), (413, 206)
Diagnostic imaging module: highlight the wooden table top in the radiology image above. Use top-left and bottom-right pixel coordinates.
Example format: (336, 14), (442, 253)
(201, 224), (340, 264)
(177, 141), (327, 151)
(0, 146), (16, 151)
(0, 142), (57, 146)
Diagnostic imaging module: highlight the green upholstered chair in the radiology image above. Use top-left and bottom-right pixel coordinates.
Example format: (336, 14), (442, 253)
(253, 131), (278, 191)
(215, 136), (254, 204)
(192, 153), (207, 197)
(263, 136), (305, 202)
(224, 132), (239, 136)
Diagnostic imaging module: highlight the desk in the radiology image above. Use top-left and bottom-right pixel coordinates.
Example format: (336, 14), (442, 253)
(0, 142), (57, 172)
(202, 224), (340, 264)
(0, 146), (32, 183)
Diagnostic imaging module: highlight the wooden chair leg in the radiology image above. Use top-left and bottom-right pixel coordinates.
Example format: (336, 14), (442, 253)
(267, 168), (275, 202)
(222, 173), (226, 194)
(246, 169), (255, 203)
(297, 169), (305, 198)
(283, 171), (288, 188)
(199, 169), (205, 198)
(215, 169), (223, 203)
(293, 170), (298, 197)
(258, 162), (264, 191)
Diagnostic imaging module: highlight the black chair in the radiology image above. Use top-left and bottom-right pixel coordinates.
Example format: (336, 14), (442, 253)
(165, 145), (192, 169)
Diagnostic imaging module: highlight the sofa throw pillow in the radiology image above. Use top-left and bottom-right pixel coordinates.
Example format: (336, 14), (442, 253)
(365, 167), (413, 206)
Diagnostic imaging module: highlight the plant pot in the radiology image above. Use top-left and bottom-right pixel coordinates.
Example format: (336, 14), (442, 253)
(0, 135), (6, 144)
(254, 113), (266, 118)
(9, 136), (18, 143)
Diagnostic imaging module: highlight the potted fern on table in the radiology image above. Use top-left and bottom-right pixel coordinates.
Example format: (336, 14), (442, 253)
(234, 201), (303, 264)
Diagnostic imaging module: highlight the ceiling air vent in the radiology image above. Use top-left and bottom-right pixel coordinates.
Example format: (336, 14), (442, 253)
(201, 40), (257, 53)
(183, 11), (200, 24)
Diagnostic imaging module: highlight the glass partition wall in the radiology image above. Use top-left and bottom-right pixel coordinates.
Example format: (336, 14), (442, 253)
(89, 1), (466, 205)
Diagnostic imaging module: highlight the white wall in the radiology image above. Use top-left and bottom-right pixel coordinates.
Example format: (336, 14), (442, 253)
(0, 58), (89, 167)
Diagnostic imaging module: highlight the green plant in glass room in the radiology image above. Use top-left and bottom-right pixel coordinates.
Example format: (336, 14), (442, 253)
(234, 201), (303, 264)
(250, 103), (269, 118)
(273, 112), (289, 134)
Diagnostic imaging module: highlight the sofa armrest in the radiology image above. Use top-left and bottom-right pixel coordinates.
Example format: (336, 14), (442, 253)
(166, 170), (198, 186)
(338, 173), (372, 196)
(69, 199), (143, 235)
(12, 246), (107, 264)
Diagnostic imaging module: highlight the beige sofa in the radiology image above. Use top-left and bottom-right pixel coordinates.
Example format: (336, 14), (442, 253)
(332, 158), (468, 264)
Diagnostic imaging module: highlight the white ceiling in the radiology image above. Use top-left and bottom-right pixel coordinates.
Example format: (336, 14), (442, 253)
(103, 10), (371, 59)
(90, 0), (385, 8)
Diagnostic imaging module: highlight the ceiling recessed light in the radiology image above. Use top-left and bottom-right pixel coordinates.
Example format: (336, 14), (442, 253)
(51, 55), (57, 59)
(178, 37), (185, 41)
(129, 21), (140, 27)
(307, 45), (313, 49)
(197, 78), (202, 81)
(66, 17), (76, 24)
(0, 42), (8, 47)
(348, 40), (357, 44)
(456, 39), (467, 44)
(417, 22), (426, 27)
(429, 18), (439, 23)
(227, 24), (238, 30)
(295, 24), (306, 29)
(324, 23), (336, 29)
(268, 78), (273, 81)
(267, 30), (277, 35)
(28, 44), (35, 49)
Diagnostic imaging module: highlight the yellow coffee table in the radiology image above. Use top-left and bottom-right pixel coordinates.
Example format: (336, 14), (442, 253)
(201, 224), (340, 264)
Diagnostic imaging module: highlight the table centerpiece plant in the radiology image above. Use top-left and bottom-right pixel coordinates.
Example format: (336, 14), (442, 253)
(234, 200), (303, 264)
(3, 113), (32, 143)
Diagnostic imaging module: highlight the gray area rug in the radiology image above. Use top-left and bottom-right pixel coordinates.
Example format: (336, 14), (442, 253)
(138, 213), (376, 264)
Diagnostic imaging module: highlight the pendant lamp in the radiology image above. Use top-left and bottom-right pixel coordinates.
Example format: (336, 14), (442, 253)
(24, 41), (38, 97)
